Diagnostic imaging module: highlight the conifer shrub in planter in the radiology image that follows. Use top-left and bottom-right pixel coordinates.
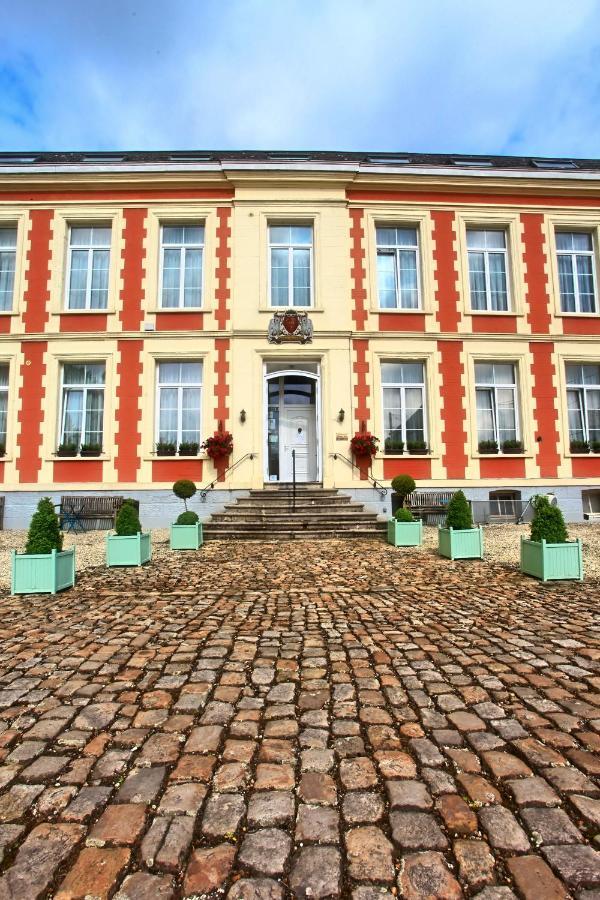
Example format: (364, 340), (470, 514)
(520, 495), (583, 581)
(170, 480), (203, 550)
(438, 490), (483, 560)
(387, 506), (423, 547)
(390, 474), (416, 516)
(12, 498), (75, 594)
(106, 500), (151, 567)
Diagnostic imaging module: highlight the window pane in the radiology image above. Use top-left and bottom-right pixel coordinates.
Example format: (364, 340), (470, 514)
(182, 225), (204, 245)
(63, 364), (86, 385)
(85, 364), (105, 385)
(405, 387), (424, 442)
(290, 226), (312, 244)
(567, 388), (585, 441)
(377, 252), (397, 308)
(398, 249), (418, 309)
(162, 247), (181, 307)
(181, 387), (201, 442)
(91, 226), (111, 247)
(271, 247), (289, 306)
(383, 387), (402, 441)
(84, 390), (104, 444)
(566, 364), (583, 385)
(496, 389), (517, 442)
(158, 387), (178, 443)
(582, 365), (600, 386)
(467, 229), (486, 249)
(484, 230), (506, 249)
(0, 249), (16, 310)
(576, 255), (595, 312)
(0, 365), (8, 388)
(0, 228), (16, 249)
(183, 248), (202, 306)
(558, 255), (576, 312)
(162, 226), (185, 245)
(382, 362), (423, 384)
(70, 227), (92, 247)
(376, 227), (397, 247)
(90, 250), (109, 309)
(476, 388), (495, 442)
(0, 392), (6, 444)
(572, 232), (593, 252)
(488, 253), (508, 310)
(180, 362), (202, 384)
(468, 251), (487, 310)
(475, 362), (494, 384)
(269, 226), (291, 244)
(292, 248), (311, 306)
(587, 390), (600, 442)
(68, 250), (89, 309)
(62, 389), (83, 444)
(492, 363), (515, 385)
(556, 232), (574, 252)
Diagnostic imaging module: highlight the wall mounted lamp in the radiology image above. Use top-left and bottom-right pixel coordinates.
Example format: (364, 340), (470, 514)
(240, 409), (247, 424)
(337, 408), (345, 423)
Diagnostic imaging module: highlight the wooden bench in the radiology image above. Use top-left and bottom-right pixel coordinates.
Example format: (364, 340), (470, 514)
(59, 496), (124, 531)
(406, 490), (456, 525)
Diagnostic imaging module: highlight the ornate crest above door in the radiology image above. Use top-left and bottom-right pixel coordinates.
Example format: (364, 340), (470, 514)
(267, 309), (313, 344)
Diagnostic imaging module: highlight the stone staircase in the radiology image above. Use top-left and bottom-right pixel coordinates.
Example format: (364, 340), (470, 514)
(202, 486), (387, 541)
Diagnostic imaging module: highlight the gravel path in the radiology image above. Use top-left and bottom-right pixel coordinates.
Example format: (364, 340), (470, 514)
(0, 522), (597, 589)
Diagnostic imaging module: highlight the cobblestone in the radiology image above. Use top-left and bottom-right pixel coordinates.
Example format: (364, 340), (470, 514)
(0, 538), (598, 897)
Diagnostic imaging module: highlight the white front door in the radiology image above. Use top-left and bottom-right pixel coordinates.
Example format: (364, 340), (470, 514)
(280, 405), (317, 482)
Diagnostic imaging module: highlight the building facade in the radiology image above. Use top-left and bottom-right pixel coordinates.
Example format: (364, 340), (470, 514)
(0, 150), (599, 527)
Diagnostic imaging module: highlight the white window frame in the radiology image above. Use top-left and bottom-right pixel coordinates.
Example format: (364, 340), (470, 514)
(467, 228), (511, 312)
(556, 231), (597, 314)
(158, 223), (205, 309)
(0, 363), (8, 448)
(155, 361), (203, 449)
(65, 225), (111, 310)
(58, 362), (106, 450)
(474, 362), (521, 449)
(375, 226), (422, 310)
(268, 223), (314, 308)
(566, 363), (600, 444)
(381, 362), (428, 451)
(0, 227), (17, 312)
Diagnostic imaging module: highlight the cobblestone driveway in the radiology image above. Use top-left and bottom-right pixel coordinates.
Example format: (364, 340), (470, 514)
(0, 540), (599, 899)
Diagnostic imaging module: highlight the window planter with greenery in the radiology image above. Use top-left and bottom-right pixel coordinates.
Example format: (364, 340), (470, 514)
(0, 444), (5, 458)
(438, 490), (484, 560)
(387, 507), (423, 547)
(384, 438), (404, 455)
(407, 440), (428, 455)
(170, 480), (203, 550)
(501, 439), (524, 454)
(570, 439), (590, 454)
(178, 442), (200, 457)
(390, 474), (416, 517)
(80, 443), (102, 458)
(478, 440), (499, 455)
(156, 441), (177, 457)
(11, 498), (75, 594)
(592, 441), (600, 454)
(520, 495), (583, 581)
(106, 500), (151, 567)
(56, 442), (79, 458)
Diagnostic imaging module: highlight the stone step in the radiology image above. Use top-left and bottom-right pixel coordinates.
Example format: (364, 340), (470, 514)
(204, 528), (387, 541)
(205, 518), (386, 531)
(232, 496), (355, 507)
(211, 514), (382, 524)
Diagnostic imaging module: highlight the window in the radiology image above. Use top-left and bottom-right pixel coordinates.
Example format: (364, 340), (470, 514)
(156, 361), (202, 448)
(475, 362), (520, 448)
(160, 224), (204, 308)
(66, 225), (111, 310)
(269, 224), (313, 307)
(489, 490), (522, 520)
(376, 226), (420, 309)
(0, 228), (17, 311)
(467, 229), (510, 311)
(381, 362), (426, 451)
(0, 365), (8, 450)
(566, 363), (600, 447)
(60, 363), (105, 449)
(556, 232), (596, 313)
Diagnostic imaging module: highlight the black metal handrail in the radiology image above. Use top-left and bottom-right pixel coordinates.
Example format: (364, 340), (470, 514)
(200, 452), (256, 501)
(330, 452), (388, 498)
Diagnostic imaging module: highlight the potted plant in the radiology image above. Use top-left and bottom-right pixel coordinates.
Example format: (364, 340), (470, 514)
(170, 479), (203, 550)
(57, 441), (78, 457)
(178, 442), (199, 457)
(80, 442), (102, 458)
(570, 439), (590, 454)
(438, 490), (484, 560)
(0, 443), (5, 458)
(407, 440), (428, 455)
(202, 429), (234, 461)
(478, 440), (499, 455)
(384, 437), (404, 455)
(390, 474), (416, 517)
(11, 498), (75, 594)
(520, 495), (583, 581)
(156, 441), (177, 457)
(591, 441), (600, 454)
(387, 507), (423, 547)
(502, 439), (524, 454)
(106, 499), (151, 567)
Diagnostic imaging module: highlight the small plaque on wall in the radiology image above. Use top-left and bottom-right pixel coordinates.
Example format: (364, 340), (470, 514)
(336, 434), (348, 441)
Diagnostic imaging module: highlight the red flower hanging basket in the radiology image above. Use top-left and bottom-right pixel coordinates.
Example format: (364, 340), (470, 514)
(350, 431), (379, 459)
(202, 430), (233, 460)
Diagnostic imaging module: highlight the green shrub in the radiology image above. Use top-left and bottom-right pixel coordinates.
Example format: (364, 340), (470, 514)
(173, 479), (197, 511)
(176, 511), (199, 525)
(115, 502), (141, 536)
(445, 490), (473, 530)
(394, 507), (414, 522)
(25, 498), (63, 554)
(391, 474), (416, 504)
(178, 442), (199, 456)
(530, 495), (568, 544)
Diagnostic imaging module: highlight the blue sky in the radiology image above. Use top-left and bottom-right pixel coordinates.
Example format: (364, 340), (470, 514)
(2, 0), (600, 157)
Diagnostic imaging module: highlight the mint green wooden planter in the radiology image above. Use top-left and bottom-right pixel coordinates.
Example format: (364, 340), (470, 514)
(11, 548), (75, 595)
(520, 537), (583, 581)
(106, 532), (151, 567)
(387, 519), (423, 547)
(438, 526), (484, 560)
(170, 523), (203, 550)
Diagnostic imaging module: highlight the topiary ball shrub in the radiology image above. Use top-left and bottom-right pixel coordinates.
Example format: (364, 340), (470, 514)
(115, 502), (142, 536)
(445, 490), (473, 530)
(176, 511), (199, 525)
(391, 474), (416, 504)
(173, 479), (197, 511)
(25, 498), (63, 554)
(395, 507), (414, 522)
(530, 495), (568, 544)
